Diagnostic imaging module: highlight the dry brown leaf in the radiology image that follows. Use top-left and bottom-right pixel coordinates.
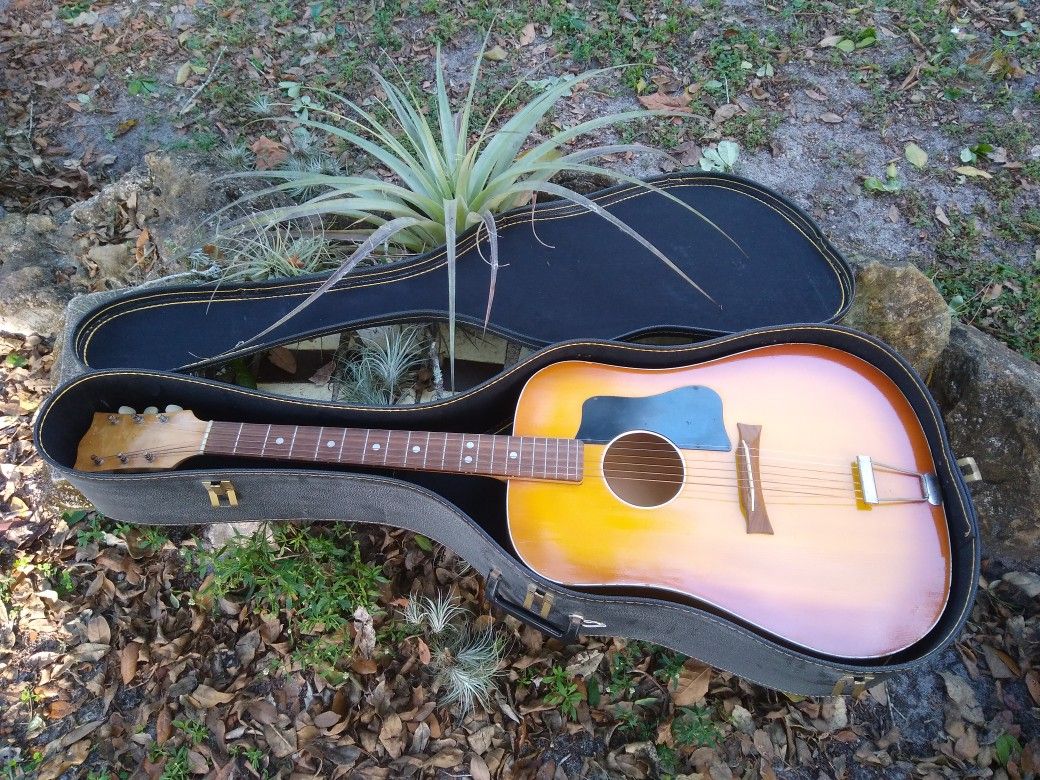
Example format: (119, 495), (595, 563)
(940, 671), (984, 725)
(250, 136), (287, 171)
(713, 103), (742, 123)
(379, 713), (405, 758)
(1026, 670), (1040, 705)
(637, 90), (691, 112)
(188, 684), (235, 708)
(426, 748), (464, 768)
(120, 641), (140, 684)
(982, 645), (1020, 678)
(483, 45), (508, 61)
(671, 660), (712, 706)
(352, 657), (378, 675)
(935, 205), (951, 226)
(313, 710), (341, 729)
(267, 346), (297, 374)
(417, 637), (431, 665)
(805, 89), (828, 101)
(519, 23), (536, 46)
(157, 706), (173, 745)
(819, 112), (843, 123)
(262, 722), (297, 758)
(470, 754), (491, 780)
(85, 615), (110, 644)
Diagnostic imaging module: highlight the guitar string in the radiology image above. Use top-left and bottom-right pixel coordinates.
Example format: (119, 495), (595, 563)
(128, 426), (872, 482)
(106, 421), (879, 472)
(104, 437), (861, 492)
(85, 442), (867, 499)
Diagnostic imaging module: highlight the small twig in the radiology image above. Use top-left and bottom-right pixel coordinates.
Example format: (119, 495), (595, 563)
(180, 47), (225, 115)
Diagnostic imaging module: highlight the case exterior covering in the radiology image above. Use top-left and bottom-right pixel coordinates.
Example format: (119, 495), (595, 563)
(38, 173), (978, 695)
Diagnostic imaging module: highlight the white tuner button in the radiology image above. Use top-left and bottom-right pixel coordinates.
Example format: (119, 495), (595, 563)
(118, 406), (136, 415)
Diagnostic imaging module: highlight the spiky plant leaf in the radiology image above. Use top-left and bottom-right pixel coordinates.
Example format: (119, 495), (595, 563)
(214, 43), (742, 369)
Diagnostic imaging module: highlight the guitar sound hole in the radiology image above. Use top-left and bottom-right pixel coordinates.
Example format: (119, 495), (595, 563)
(602, 431), (685, 508)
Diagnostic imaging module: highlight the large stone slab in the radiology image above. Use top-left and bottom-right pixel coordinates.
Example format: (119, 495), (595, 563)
(930, 322), (1040, 564)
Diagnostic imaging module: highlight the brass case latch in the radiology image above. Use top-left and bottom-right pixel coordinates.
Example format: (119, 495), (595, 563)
(204, 480), (238, 507)
(831, 674), (874, 697)
(523, 584), (555, 619)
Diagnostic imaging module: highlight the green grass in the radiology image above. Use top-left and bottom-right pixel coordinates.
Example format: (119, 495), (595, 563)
(932, 257), (1040, 360)
(188, 523), (387, 679)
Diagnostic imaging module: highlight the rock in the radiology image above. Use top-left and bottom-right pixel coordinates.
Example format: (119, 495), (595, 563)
(0, 212), (81, 336)
(86, 243), (132, 278)
(843, 261), (952, 377)
(930, 322), (1040, 564)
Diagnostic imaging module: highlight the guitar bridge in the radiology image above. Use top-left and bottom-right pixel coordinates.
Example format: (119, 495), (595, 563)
(854, 456), (942, 506)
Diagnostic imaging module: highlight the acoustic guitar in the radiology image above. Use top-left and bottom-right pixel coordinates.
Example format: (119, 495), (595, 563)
(75, 343), (951, 659)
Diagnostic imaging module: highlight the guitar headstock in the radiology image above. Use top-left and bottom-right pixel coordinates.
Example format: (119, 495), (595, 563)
(74, 405), (209, 473)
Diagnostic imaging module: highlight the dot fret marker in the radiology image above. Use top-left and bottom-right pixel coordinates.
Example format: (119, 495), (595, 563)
(275, 437), (285, 445)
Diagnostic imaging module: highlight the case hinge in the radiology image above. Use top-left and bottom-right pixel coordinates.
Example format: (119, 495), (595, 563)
(831, 674), (874, 697)
(204, 480), (238, 507)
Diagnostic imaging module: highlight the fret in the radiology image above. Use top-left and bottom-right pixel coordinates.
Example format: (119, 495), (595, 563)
(203, 422), (582, 482)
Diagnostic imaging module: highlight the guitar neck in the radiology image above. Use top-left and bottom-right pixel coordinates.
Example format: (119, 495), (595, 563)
(202, 421), (584, 482)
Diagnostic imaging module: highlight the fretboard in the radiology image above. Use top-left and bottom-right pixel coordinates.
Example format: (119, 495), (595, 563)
(202, 422), (584, 482)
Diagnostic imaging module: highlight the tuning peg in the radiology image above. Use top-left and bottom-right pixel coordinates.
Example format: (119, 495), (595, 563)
(118, 406), (136, 415)
(143, 406), (159, 415)
(165, 404), (184, 413)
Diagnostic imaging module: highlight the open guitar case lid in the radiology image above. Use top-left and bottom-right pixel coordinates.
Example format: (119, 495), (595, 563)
(36, 172), (979, 695)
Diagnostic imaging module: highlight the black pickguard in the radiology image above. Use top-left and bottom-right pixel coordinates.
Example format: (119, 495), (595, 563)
(575, 386), (731, 451)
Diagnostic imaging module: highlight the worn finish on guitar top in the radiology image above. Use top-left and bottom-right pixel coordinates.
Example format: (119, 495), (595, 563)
(507, 344), (952, 659)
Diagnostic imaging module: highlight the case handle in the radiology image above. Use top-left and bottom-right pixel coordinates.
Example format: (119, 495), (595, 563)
(486, 570), (581, 643)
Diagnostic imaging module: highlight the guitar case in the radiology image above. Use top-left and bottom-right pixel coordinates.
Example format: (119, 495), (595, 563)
(35, 172), (979, 695)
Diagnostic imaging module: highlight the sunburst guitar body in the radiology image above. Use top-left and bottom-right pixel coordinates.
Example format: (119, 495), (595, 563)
(74, 343), (951, 659)
(507, 343), (951, 659)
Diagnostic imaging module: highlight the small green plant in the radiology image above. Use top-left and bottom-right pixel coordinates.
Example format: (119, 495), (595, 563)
(127, 76), (159, 97)
(4, 353), (27, 368)
(172, 718), (208, 746)
(57, 1), (91, 20)
(192, 523), (386, 678)
(673, 705), (722, 747)
(404, 592), (502, 712)
(863, 163), (904, 194)
(543, 665), (583, 720)
(995, 733), (1023, 766)
(66, 513), (108, 549)
(699, 141), (740, 173)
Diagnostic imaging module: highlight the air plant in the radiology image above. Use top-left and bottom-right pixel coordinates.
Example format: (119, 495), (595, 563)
(217, 224), (337, 281)
(404, 591), (502, 713)
(214, 37), (737, 383)
(332, 325), (428, 405)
